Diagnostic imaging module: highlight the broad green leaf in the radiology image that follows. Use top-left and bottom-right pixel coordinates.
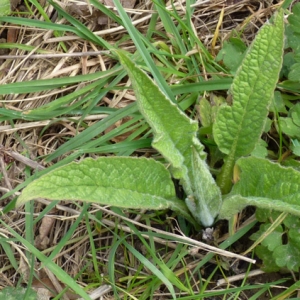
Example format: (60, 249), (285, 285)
(115, 50), (222, 226)
(220, 194), (300, 221)
(17, 157), (194, 223)
(232, 156), (300, 203)
(219, 156), (300, 220)
(213, 10), (284, 192)
(214, 10), (284, 157)
(0, 0), (10, 16)
(114, 49), (202, 190)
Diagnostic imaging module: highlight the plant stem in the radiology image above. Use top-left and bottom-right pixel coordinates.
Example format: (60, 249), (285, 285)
(216, 154), (235, 194)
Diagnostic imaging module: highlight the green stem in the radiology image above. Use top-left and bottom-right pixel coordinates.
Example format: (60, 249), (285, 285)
(216, 154), (235, 194)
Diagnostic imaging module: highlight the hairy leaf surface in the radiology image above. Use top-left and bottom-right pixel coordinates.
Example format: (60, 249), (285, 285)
(0, 0), (10, 16)
(185, 147), (222, 226)
(17, 157), (194, 222)
(219, 156), (300, 219)
(115, 50), (202, 191)
(213, 10), (284, 193)
(115, 50), (222, 226)
(213, 10), (284, 158)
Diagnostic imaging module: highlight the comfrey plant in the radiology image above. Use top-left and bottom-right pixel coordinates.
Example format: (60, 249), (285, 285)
(19, 10), (299, 234)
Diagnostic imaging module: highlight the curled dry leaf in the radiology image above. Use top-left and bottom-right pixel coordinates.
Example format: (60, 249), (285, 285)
(103, 0), (136, 8)
(35, 211), (56, 250)
(66, 0), (136, 26)
(98, 0), (136, 25)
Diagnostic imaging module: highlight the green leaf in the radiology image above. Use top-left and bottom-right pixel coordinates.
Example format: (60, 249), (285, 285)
(17, 157), (194, 223)
(279, 117), (300, 138)
(278, 80), (300, 93)
(0, 0), (10, 16)
(255, 209), (281, 223)
(282, 158), (300, 172)
(185, 146), (222, 226)
(285, 24), (300, 52)
(250, 139), (268, 158)
(115, 50), (222, 226)
(219, 156), (300, 220)
(113, 0), (174, 102)
(215, 37), (247, 73)
(114, 50), (200, 188)
(284, 214), (300, 229)
(273, 241), (300, 271)
(291, 103), (300, 126)
(214, 10), (284, 157)
(288, 3), (300, 34)
(279, 103), (300, 139)
(270, 91), (287, 114)
(291, 139), (300, 156)
(255, 245), (281, 272)
(288, 62), (300, 81)
(198, 95), (226, 128)
(254, 215), (300, 272)
(280, 53), (296, 79)
(198, 98), (212, 128)
(234, 156), (300, 203)
(213, 10), (284, 192)
(250, 224), (283, 251)
(220, 194), (300, 221)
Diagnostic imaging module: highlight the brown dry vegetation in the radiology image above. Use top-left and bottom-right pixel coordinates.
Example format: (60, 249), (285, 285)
(0, 0), (294, 299)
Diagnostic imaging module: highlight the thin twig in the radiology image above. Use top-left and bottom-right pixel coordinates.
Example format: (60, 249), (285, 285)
(217, 269), (265, 286)
(0, 146), (45, 171)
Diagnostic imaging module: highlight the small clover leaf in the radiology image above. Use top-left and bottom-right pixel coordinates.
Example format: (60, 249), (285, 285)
(284, 214), (300, 229)
(250, 224), (283, 251)
(288, 3), (300, 34)
(215, 37), (247, 73)
(255, 245), (281, 273)
(291, 139), (300, 156)
(273, 240), (300, 271)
